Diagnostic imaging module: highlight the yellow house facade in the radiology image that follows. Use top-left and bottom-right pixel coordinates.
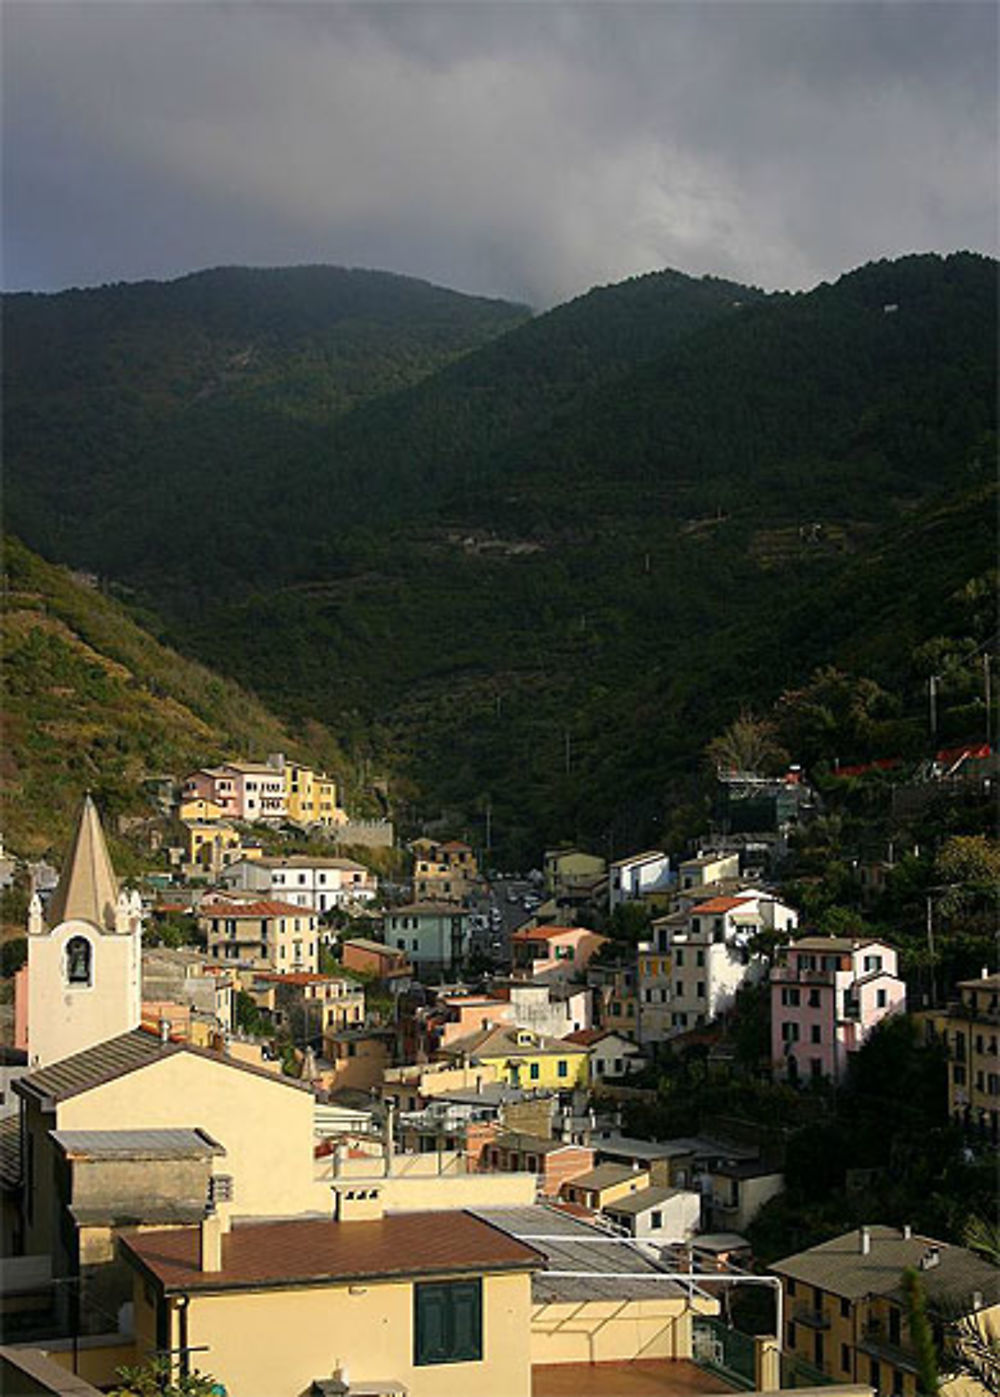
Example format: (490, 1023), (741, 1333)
(122, 1210), (540, 1397)
(439, 1024), (589, 1091)
(284, 762), (347, 827)
(773, 1225), (1000, 1397)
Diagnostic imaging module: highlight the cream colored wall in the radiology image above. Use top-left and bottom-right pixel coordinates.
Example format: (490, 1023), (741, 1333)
(530, 1297), (704, 1364)
(43, 1338), (137, 1387)
(27, 917), (141, 1068)
(379, 1172), (537, 1211)
(167, 1269), (533, 1397)
(56, 1053), (319, 1217)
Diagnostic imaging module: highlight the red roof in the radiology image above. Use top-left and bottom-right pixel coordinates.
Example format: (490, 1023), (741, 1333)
(833, 757), (902, 779)
(694, 896), (753, 915)
(936, 743), (991, 764)
(121, 1212), (542, 1294)
(199, 900), (315, 919)
(510, 924), (596, 943)
(563, 1028), (612, 1047)
(254, 972), (343, 986)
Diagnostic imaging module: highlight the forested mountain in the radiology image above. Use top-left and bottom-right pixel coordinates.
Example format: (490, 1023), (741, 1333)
(4, 253), (996, 857)
(0, 537), (347, 856)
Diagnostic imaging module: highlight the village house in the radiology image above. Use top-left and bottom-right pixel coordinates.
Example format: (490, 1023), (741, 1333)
(437, 1024), (590, 1091)
(510, 924), (608, 984)
(249, 971), (365, 1041)
(199, 898), (319, 973)
(589, 960), (639, 1041)
(559, 1162), (651, 1213)
(383, 902), (475, 975)
(563, 1027), (646, 1081)
(322, 1025), (396, 1093)
(677, 850), (742, 891)
(603, 1185), (702, 1243)
(282, 758), (346, 828)
(182, 760), (287, 823)
(702, 1159), (785, 1233)
(657, 891), (798, 1035)
(637, 939), (674, 1045)
(218, 854), (378, 914)
(382, 1059), (504, 1112)
(410, 837), (479, 902)
(480, 1132), (595, 1196)
(340, 936), (412, 986)
(772, 1225), (1000, 1397)
(121, 1207), (542, 1397)
(608, 849), (672, 911)
(543, 847), (607, 899)
(771, 936), (906, 1084)
(924, 969), (999, 1141)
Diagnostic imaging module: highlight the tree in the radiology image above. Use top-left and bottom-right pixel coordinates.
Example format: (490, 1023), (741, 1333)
(902, 1268), (939, 1397)
(705, 711), (789, 776)
(109, 1358), (222, 1396)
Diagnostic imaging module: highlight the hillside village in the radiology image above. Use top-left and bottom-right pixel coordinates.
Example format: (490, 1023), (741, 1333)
(0, 741), (996, 1397)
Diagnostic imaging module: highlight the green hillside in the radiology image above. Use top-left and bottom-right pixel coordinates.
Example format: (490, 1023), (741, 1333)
(0, 537), (348, 856)
(3, 253), (996, 859)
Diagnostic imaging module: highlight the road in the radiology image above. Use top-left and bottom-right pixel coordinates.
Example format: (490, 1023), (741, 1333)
(467, 875), (541, 968)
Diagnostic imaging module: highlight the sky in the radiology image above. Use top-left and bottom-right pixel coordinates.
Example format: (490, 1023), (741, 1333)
(3, 1), (997, 308)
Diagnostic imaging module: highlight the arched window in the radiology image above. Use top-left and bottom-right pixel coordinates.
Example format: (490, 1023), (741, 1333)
(66, 936), (92, 986)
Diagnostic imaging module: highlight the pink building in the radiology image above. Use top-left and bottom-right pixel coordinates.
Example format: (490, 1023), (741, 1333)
(510, 925), (608, 984)
(770, 935), (905, 1083)
(182, 766), (240, 817)
(182, 761), (286, 822)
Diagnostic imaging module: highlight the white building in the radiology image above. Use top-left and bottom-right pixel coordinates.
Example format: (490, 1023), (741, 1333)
(661, 891), (798, 1035)
(604, 1185), (702, 1243)
(608, 850), (672, 912)
(217, 855), (377, 914)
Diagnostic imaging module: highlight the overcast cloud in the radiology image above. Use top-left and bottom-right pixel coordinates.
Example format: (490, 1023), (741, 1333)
(3, 1), (996, 307)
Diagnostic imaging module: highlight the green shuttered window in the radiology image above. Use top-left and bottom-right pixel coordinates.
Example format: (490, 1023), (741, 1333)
(414, 1278), (483, 1365)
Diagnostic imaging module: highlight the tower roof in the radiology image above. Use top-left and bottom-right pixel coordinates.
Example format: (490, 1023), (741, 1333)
(47, 794), (119, 932)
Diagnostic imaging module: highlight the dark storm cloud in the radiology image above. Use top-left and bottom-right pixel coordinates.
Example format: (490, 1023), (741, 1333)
(3, 2), (996, 306)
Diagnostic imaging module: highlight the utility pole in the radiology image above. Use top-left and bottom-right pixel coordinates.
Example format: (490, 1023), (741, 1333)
(928, 675), (938, 741)
(984, 654), (992, 746)
(925, 895), (938, 1009)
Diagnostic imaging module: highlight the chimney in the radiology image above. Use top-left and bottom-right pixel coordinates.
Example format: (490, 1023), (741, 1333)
(859, 1227), (871, 1255)
(902, 1223), (912, 1240)
(159, 1017), (171, 1044)
(199, 1206), (223, 1273)
(972, 1290), (984, 1311)
(919, 1246), (940, 1271)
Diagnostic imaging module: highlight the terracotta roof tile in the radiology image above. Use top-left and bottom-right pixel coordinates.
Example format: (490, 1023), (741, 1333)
(199, 900), (315, 919)
(122, 1212), (542, 1294)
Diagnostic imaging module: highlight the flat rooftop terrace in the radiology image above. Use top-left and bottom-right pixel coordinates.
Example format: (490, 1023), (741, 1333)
(532, 1359), (738, 1396)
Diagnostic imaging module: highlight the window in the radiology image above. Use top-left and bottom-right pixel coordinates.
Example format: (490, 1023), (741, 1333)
(675, 983), (683, 999)
(557, 1060), (568, 1078)
(676, 950), (684, 967)
(841, 1343), (851, 1373)
(953, 1064), (967, 1085)
(781, 1022), (800, 1043)
(840, 1298), (850, 1319)
(696, 950), (705, 967)
(811, 1025), (822, 1044)
(781, 988), (801, 1007)
(650, 1211), (662, 1229)
(787, 1279), (797, 1298)
(787, 1321), (797, 1348)
(65, 936), (92, 986)
(888, 1306), (900, 1345)
(414, 1279), (482, 1366)
(809, 989), (821, 1008)
(696, 982), (706, 999)
(529, 1063), (540, 1081)
(877, 989), (887, 1008)
(869, 1360), (879, 1390)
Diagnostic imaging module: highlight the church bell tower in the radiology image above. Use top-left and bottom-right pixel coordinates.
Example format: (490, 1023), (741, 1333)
(26, 794), (142, 1068)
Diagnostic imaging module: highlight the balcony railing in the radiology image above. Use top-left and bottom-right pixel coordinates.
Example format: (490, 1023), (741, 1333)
(793, 1303), (831, 1329)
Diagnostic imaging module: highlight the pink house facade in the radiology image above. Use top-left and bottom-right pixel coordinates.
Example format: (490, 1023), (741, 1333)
(770, 935), (905, 1083)
(510, 925), (608, 984)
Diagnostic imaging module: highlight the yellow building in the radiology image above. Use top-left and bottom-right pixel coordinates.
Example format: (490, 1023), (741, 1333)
(198, 899), (319, 973)
(285, 761), (347, 827)
(438, 1024), (589, 1090)
(773, 1225), (1000, 1397)
(559, 1162), (652, 1212)
(925, 971), (999, 1141)
(411, 838), (479, 902)
(122, 1209), (540, 1397)
(185, 821), (245, 875)
(543, 847), (606, 897)
(179, 796), (227, 823)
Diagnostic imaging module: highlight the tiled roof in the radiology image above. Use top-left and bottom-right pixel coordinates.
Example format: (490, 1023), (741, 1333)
(255, 856), (368, 871)
(564, 1163), (647, 1192)
(342, 938), (402, 957)
(510, 924), (598, 943)
(441, 1024), (587, 1061)
(0, 1114), (21, 1187)
(199, 900), (315, 919)
(692, 896), (754, 915)
(50, 1128), (225, 1160)
(604, 1186), (686, 1216)
(609, 850), (665, 868)
(122, 1211), (542, 1294)
(771, 1226), (1000, 1307)
(253, 972), (352, 986)
(14, 1027), (313, 1105)
(790, 936), (878, 953)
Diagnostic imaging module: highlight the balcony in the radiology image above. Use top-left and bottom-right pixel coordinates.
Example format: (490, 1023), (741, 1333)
(858, 1325), (919, 1375)
(772, 966), (836, 985)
